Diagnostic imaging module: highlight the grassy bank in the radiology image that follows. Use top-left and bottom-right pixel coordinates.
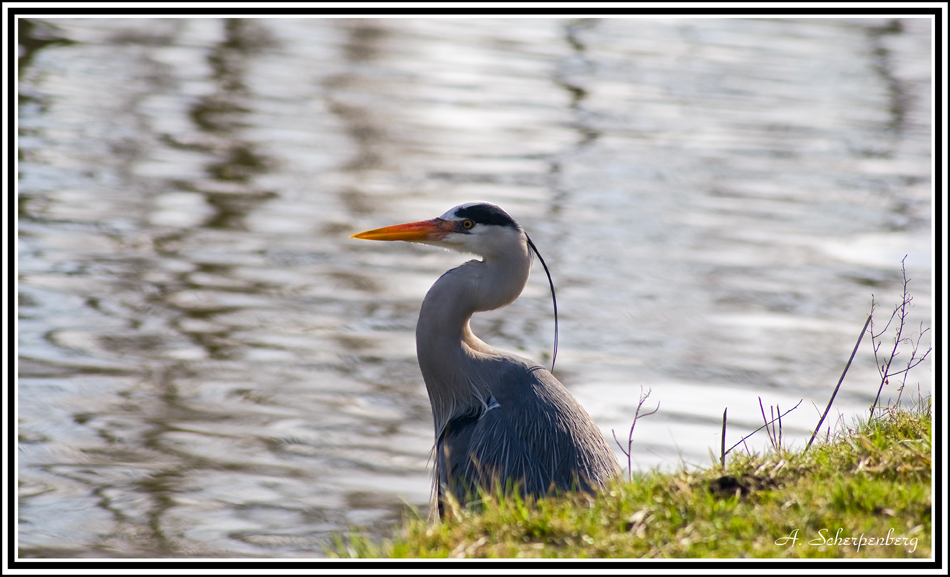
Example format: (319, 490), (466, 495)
(331, 403), (931, 559)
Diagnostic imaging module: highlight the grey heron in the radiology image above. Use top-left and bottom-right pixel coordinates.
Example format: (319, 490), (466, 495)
(352, 202), (620, 516)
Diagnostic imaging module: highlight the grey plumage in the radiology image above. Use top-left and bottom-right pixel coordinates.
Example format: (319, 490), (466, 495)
(352, 202), (620, 516)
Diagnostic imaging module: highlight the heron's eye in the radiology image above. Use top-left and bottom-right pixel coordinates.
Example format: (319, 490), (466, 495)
(461, 219), (475, 230)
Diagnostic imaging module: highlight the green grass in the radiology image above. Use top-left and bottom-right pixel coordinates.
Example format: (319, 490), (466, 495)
(329, 402), (931, 559)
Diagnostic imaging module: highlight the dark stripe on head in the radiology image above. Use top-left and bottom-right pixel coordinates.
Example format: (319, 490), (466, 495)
(454, 203), (520, 229)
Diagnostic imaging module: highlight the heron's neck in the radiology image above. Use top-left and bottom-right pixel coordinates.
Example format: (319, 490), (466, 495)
(416, 244), (531, 434)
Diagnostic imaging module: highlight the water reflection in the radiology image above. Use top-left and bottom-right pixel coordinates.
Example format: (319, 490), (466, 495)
(17, 17), (932, 558)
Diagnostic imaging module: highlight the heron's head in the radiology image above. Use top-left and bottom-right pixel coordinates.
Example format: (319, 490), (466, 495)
(353, 201), (560, 369)
(351, 201), (526, 259)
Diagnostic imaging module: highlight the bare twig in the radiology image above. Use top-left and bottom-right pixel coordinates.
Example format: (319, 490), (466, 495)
(758, 397), (775, 450)
(806, 312), (872, 451)
(896, 325), (932, 407)
(869, 257), (932, 418)
(777, 403), (783, 451)
(720, 408), (727, 468)
(611, 387), (660, 481)
(870, 257), (912, 417)
(757, 399), (785, 453)
(882, 350), (932, 378)
(723, 399), (803, 458)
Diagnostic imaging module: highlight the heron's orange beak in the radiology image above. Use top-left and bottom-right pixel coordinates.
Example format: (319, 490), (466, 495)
(351, 218), (458, 242)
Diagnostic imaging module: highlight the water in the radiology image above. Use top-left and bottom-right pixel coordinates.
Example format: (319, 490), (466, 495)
(16, 17), (932, 558)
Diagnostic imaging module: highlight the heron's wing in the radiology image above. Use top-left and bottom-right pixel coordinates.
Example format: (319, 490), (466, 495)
(436, 397), (545, 513)
(435, 359), (620, 515)
(486, 361), (622, 491)
(436, 404), (480, 516)
(466, 399), (548, 495)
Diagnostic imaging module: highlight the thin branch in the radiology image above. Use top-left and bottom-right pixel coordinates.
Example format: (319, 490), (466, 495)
(896, 325), (933, 407)
(871, 256), (914, 418)
(758, 397), (775, 449)
(870, 300), (901, 340)
(610, 428), (628, 478)
(884, 352), (932, 378)
(720, 408), (727, 468)
(777, 403), (783, 451)
(806, 312), (872, 451)
(724, 399), (803, 457)
(611, 387), (659, 481)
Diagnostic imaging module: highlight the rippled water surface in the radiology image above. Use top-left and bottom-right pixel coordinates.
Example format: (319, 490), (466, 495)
(17, 17), (932, 557)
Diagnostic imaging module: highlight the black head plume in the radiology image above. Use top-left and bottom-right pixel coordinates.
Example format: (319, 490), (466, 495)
(525, 234), (558, 372)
